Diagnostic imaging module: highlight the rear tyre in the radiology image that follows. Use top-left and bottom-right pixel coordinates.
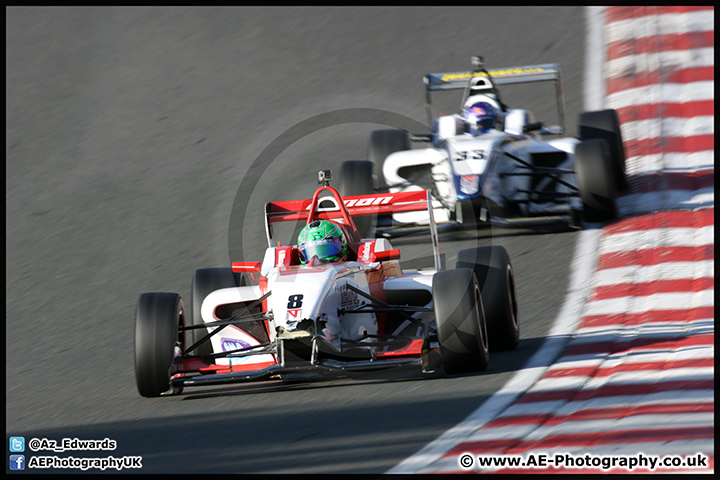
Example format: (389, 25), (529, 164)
(579, 109), (628, 190)
(190, 268), (247, 358)
(135, 292), (185, 397)
(457, 197), (491, 230)
(433, 268), (489, 374)
(575, 138), (618, 222)
(456, 246), (519, 351)
(339, 160), (376, 239)
(368, 129), (411, 190)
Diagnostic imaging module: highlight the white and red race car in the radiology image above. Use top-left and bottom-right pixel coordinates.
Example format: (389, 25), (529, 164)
(134, 171), (519, 397)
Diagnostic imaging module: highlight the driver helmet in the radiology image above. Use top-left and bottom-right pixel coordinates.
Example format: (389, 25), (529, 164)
(297, 220), (349, 264)
(464, 101), (498, 135)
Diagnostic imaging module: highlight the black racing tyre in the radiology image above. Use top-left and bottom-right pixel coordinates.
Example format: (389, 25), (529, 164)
(456, 197), (491, 230)
(433, 268), (489, 374)
(575, 138), (618, 222)
(368, 130), (410, 231)
(456, 246), (519, 351)
(135, 292), (185, 397)
(368, 129), (411, 190)
(578, 109), (628, 191)
(339, 160), (376, 239)
(190, 268), (247, 358)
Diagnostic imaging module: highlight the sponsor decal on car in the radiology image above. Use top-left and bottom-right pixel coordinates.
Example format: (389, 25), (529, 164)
(358, 241), (375, 262)
(440, 67), (546, 82)
(344, 196), (393, 207)
(302, 195), (393, 211)
(286, 308), (302, 322)
(221, 337), (251, 352)
(460, 175), (480, 194)
(276, 248), (287, 266)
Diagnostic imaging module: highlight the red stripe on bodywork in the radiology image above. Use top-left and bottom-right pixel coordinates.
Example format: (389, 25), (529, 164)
(376, 339), (423, 358)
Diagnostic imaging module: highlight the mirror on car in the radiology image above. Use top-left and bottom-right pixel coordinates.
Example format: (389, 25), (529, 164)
(523, 121), (544, 133)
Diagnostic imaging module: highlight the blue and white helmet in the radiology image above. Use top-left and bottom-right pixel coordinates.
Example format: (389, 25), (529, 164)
(464, 101), (498, 135)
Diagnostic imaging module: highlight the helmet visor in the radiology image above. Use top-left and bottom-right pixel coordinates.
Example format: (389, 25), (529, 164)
(476, 115), (495, 130)
(299, 237), (344, 263)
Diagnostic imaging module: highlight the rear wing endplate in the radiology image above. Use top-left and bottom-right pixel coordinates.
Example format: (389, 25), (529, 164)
(425, 63), (561, 90)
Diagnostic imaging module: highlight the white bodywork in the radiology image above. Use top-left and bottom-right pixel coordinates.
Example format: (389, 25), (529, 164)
(381, 114), (583, 224)
(201, 243), (436, 362)
(379, 61), (586, 227)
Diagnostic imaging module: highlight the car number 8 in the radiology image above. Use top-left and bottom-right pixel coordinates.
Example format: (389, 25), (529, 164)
(287, 295), (303, 309)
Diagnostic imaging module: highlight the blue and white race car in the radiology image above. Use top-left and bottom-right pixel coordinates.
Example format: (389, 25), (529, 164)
(340, 57), (628, 235)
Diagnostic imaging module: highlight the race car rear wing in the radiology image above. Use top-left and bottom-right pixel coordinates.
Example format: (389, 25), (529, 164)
(425, 63), (561, 90)
(264, 186), (442, 270)
(423, 62), (565, 132)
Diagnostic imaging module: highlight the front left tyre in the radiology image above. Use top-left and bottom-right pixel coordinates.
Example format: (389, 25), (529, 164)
(135, 292), (185, 397)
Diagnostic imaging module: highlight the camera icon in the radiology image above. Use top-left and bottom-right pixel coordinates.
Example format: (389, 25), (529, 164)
(9, 437), (25, 453)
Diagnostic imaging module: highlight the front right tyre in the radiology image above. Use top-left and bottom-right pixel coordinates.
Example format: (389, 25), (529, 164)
(578, 109), (628, 191)
(575, 138), (619, 222)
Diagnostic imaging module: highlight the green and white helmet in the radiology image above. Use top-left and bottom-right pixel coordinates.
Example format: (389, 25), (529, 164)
(297, 220), (348, 264)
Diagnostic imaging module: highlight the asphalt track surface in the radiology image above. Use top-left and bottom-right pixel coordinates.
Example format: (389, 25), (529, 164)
(7, 7), (588, 474)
